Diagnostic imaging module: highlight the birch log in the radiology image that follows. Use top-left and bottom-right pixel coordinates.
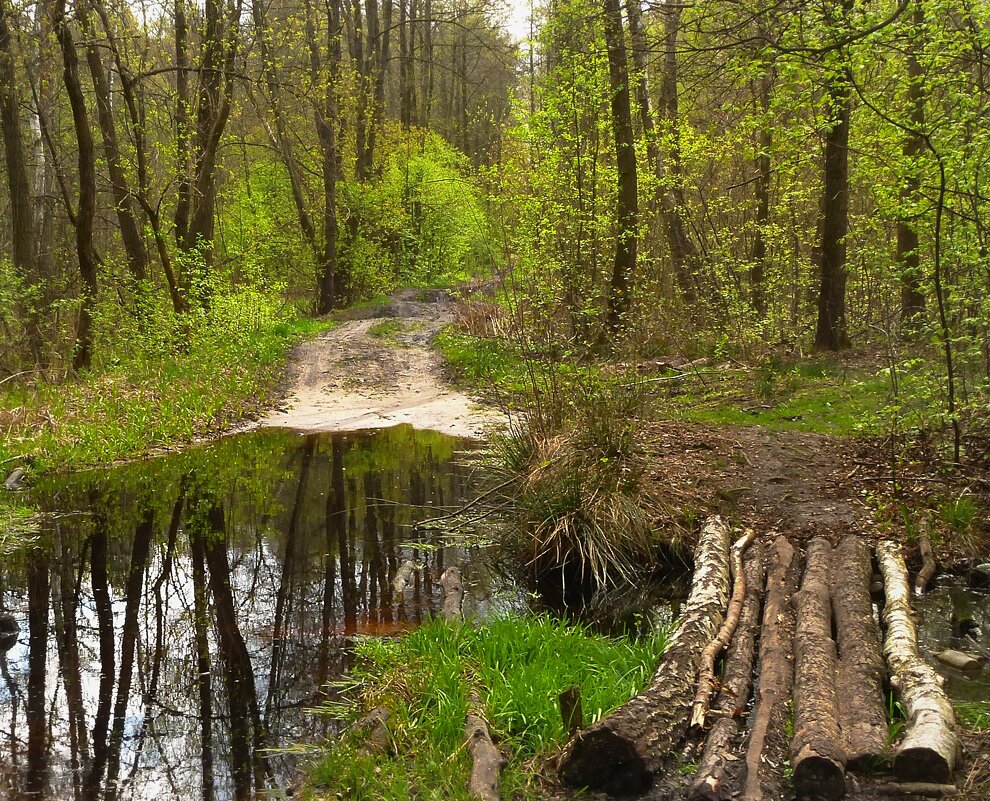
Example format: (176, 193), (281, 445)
(559, 516), (732, 794)
(878, 540), (959, 783)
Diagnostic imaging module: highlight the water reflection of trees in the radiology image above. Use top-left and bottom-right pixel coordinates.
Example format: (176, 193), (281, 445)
(0, 425), (484, 800)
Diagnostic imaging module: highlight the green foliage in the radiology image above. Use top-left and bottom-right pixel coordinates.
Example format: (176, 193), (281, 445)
(939, 492), (980, 546)
(342, 132), (497, 298)
(0, 497), (39, 557)
(434, 329), (532, 401)
(306, 615), (670, 800)
(955, 700), (990, 731)
(0, 287), (333, 473)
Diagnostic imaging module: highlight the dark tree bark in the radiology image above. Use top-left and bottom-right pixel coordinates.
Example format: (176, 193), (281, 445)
(180, 0), (242, 293)
(305, 0), (343, 313)
(625, 0), (698, 308)
(80, 1), (149, 285)
(898, 1), (927, 323)
(83, 513), (115, 801)
(104, 513), (155, 801)
(815, 8), (853, 351)
(0, 0), (44, 364)
(50, 0), (100, 370)
(750, 68), (774, 319)
(602, 0), (637, 337)
(25, 550), (49, 799)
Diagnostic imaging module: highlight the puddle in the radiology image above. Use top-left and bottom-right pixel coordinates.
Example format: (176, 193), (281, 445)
(0, 425), (516, 800)
(915, 577), (990, 702)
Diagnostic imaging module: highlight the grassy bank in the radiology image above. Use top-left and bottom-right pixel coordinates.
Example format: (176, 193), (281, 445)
(0, 314), (332, 474)
(304, 615), (670, 801)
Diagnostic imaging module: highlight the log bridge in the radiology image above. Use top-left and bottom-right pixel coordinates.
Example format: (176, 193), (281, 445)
(558, 516), (961, 800)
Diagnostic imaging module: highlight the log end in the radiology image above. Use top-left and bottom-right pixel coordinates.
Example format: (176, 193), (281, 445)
(558, 725), (652, 795)
(894, 747), (953, 785)
(793, 755), (846, 801)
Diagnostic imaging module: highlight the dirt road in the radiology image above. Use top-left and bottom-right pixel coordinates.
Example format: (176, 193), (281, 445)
(259, 289), (501, 439)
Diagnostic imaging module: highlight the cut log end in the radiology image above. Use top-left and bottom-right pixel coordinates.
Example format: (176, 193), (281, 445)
(793, 753), (846, 800)
(558, 727), (651, 795)
(894, 747), (954, 785)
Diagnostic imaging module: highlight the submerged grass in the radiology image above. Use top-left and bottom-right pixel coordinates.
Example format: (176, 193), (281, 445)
(305, 615), (670, 800)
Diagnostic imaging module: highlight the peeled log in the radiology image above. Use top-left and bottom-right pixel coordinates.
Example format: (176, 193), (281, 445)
(834, 536), (888, 768)
(742, 536), (800, 801)
(692, 528), (757, 729)
(878, 541), (959, 784)
(689, 541), (765, 801)
(559, 516), (732, 795)
(791, 537), (846, 800)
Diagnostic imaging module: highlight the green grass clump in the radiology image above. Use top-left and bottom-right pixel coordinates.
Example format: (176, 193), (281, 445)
(306, 615), (670, 800)
(0, 496), (39, 556)
(955, 700), (990, 730)
(435, 329), (532, 400)
(0, 314), (334, 473)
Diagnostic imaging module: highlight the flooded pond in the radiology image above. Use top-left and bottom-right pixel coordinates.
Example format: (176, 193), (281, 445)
(916, 576), (990, 702)
(0, 425), (512, 800)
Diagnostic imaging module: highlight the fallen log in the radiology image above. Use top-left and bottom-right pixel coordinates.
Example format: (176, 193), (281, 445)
(741, 535), (800, 801)
(440, 567), (465, 622)
(878, 540), (959, 784)
(689, 540), (765, 801)
(440, 567), (504, 801)
(466, 687), (504, 801)
(914, 517), (937, 597)
(691, 528), (757, 729)
(791, 537), (846, 800)
(834, 536), (888, 769)
(558, 516), (732, 795)
(870, 782), (959, 797)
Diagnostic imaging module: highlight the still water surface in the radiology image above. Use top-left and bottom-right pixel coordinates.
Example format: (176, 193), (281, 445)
(0, 425), (509, 800)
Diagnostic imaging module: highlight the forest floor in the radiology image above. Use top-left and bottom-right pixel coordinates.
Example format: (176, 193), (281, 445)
(257, 288), (503, 439)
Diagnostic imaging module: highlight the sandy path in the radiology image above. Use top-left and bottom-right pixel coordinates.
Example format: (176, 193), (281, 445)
(258, 289), (502, 439)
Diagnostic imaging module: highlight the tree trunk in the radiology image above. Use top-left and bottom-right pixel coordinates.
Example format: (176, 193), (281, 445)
(689, 541), (765, 801)
(742, 535), (800, 801)
(878, 540), (959, 783)
(790, 538), (845, 800)
(815, 16), (853, 351)
(899, 1), (926, 323)
(602, 0), (637, 337)
(559, 516), (731, 794)
(81, 1), (149, 285)
(0, 0), (44, 364)
(51, 0), (100, 371)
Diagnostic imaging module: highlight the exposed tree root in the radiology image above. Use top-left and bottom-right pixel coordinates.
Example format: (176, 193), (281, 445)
(834, 536), (888, 769)
(689, 540), (765, 801)
(742, 535), (800, 801)
(878, 541), (959, 784)
(692, 528), (757, 729)
(558, 516), (732, 794)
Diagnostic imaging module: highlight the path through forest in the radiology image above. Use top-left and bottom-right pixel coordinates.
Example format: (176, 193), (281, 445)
(259, 289), (501, 438)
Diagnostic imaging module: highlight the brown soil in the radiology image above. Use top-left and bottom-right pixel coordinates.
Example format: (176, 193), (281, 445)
(255, 289), (502, 439)
(641, 420), (871, 542)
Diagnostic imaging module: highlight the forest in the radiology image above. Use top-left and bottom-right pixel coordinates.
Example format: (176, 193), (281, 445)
(1, 0), (990, 798)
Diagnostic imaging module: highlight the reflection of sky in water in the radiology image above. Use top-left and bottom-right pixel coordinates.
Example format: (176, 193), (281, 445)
(915, 577), (990, 702)
(0, 425), (518, 801)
